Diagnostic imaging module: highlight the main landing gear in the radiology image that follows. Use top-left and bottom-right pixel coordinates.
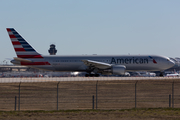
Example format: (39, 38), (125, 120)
(159, 72), (164, 77)
(85, 74), (100, 77)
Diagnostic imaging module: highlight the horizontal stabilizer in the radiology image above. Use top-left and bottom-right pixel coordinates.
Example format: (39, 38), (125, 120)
(14, 57), (32, 63)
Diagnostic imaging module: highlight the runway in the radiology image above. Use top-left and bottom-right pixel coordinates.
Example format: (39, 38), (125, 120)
(0, 77), (180, 83)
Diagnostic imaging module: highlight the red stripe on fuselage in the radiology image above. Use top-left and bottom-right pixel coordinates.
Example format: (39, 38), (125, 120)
(21, 62), (51, 65)
(32, 55), (43, 58)
(17, 55), (43, 58)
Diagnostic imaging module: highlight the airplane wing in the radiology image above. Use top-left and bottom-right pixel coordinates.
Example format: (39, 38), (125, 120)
(82, 60), (111, 69)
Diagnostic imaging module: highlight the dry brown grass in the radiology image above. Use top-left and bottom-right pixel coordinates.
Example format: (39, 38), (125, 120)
(0, 79), (180, 119)
(0, 79), (179, 111)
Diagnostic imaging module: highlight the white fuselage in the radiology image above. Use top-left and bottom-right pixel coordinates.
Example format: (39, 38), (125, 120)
(13, 55), (174, 73)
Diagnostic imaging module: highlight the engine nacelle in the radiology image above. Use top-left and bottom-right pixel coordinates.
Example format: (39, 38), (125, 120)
(111, 65), (126, 75)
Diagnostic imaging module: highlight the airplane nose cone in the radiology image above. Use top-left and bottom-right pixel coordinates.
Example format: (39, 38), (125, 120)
(169, 60), (175, 68)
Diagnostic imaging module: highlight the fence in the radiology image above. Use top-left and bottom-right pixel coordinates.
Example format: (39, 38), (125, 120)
(0, 78), (179, 111)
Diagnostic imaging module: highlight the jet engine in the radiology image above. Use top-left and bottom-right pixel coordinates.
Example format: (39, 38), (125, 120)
(100, 65), (126, 75)
(111, 65), (126, 75)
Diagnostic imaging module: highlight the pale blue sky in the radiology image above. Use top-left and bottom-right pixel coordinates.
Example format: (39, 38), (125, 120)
(1, 0), (180, 64)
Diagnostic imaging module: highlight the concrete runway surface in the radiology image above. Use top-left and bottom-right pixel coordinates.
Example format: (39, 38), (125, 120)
(0, 77), (179, 83)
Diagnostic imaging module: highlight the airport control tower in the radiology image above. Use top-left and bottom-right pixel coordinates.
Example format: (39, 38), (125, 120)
(48, 44), (57, 55)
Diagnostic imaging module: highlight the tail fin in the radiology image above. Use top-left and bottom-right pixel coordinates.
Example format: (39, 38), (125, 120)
(6, 28), (43, 58)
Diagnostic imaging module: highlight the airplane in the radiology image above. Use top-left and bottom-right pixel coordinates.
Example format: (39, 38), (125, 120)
(166, 73), (180, 77)
(155, 57), (180, 76)
(164, 57), (180, 71)
(166, 69), (180, 77)
(6, 28), (175, 77)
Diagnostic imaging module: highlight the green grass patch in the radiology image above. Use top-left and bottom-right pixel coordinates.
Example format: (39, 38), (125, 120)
(0, 108), (180, 120)
(0, 108), (180, 114)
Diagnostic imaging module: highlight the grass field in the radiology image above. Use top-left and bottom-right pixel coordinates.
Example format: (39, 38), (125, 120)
(0, 79), (180, 111)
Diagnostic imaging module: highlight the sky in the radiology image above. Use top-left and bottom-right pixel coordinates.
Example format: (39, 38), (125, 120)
(1, 0), (180, 64)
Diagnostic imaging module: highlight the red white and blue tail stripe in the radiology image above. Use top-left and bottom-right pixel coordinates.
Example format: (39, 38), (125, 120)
(6, 28), (43, 58)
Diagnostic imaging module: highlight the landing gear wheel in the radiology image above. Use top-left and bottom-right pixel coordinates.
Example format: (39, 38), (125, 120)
(85, 74), (100, 77)
(159, 72), (164, 77)
(95, 74), (100, 77)
(85, 74), (89, 77)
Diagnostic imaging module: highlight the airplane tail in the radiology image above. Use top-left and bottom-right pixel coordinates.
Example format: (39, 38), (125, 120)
(6, 28), (43, 58)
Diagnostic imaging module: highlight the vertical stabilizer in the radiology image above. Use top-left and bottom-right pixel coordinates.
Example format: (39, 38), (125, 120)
(6, 28), (42, 58)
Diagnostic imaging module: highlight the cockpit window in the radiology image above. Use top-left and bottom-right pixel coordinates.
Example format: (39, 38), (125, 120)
(169, 58), (178, 62)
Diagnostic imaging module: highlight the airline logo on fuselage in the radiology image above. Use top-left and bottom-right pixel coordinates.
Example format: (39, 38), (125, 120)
(149, 56), (157, 64)
(110, 57), (149, 64)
